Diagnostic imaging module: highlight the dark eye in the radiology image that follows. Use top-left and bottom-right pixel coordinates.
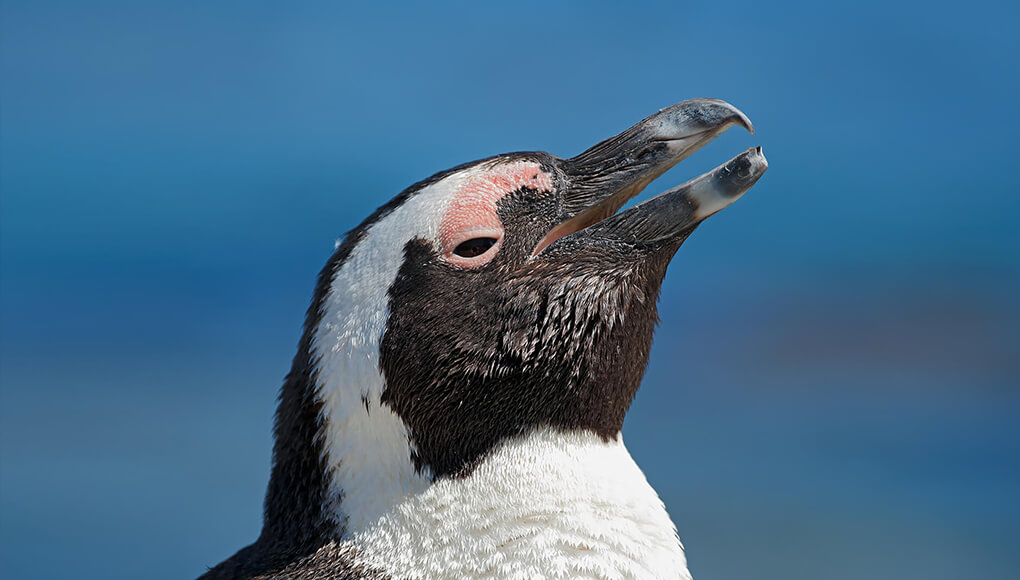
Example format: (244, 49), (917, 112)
(453, 237), (497, 258)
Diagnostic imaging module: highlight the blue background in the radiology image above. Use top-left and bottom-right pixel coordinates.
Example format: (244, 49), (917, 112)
(2, 1), (1018, 578)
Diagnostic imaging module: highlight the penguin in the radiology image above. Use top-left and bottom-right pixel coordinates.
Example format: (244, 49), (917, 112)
(200, 98), (767, 580)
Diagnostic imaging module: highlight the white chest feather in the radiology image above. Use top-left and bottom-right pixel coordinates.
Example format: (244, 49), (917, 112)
(344, 429), (691, 580)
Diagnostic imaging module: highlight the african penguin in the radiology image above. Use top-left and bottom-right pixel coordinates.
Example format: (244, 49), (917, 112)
(200, 98), (767, 580)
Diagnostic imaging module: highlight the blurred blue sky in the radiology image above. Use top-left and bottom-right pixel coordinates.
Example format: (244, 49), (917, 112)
(1, 1), (1018, 579)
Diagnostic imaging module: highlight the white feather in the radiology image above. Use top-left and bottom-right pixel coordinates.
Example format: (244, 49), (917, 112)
(346, 428), (691, 579)
(313, 168), (477, 532)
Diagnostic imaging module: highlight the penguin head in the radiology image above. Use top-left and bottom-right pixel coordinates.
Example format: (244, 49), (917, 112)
(309, 99), (766, 481)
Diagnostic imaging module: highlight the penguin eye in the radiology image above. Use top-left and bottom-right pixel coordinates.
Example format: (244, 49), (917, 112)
(452, 237), (497, 258)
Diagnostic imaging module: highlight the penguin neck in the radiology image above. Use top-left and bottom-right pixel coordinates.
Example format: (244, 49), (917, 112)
(342, 427), (690, 579)
(272, 365), (691, 577)
(267, 266), (685, 574)
(262, 254), (433, 547)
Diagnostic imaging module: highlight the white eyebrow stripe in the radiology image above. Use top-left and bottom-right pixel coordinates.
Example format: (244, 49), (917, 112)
(311, 166), (474, 534)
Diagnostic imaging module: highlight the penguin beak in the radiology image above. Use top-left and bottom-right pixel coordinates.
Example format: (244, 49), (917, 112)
(535, 98), (763, 253)
(578, 146), (767, 246)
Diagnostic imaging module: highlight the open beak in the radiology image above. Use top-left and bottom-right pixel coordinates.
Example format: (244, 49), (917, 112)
(581, 147), (767, 245)
(536, 98), (764, 254)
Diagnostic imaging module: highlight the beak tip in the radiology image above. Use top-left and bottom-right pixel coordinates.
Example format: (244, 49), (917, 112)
(719, 100), (754, 135)
(750, 146), (767, 169)
(657, 98), (755, 141)
(690, 146), (768, 220)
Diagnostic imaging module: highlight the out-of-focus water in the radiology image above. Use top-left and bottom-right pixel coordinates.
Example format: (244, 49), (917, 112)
(2, 2), (1018, 579)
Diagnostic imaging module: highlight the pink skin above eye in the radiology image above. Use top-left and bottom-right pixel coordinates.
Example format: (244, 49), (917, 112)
(440, 161), (554, 268)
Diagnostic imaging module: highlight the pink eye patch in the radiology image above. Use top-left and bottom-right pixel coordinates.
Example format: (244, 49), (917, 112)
(439, 161), (554, 268)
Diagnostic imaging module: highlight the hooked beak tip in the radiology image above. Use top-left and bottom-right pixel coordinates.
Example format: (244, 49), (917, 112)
(651, 98), (754, 143)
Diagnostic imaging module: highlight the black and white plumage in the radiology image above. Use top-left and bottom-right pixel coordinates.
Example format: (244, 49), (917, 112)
(200, 99), (767, 580)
